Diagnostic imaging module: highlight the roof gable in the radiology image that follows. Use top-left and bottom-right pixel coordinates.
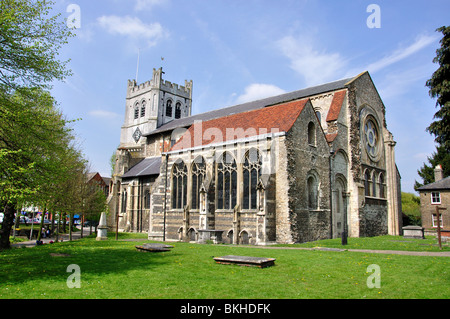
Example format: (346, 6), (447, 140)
(170, 98), (310, 151)
(326, 90), (346, 122)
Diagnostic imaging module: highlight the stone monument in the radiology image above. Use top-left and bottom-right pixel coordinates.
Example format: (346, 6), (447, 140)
(96, 212), (108, 241)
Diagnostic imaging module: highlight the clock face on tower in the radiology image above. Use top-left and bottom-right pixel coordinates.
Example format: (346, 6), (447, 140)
(132, 127), (142, 143)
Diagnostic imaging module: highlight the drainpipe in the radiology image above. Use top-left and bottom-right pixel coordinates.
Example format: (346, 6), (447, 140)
(329, 149), (334, 241)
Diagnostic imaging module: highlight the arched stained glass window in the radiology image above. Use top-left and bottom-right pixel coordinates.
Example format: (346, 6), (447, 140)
(308, 122), (316, 146)
(217, 152), (237, 210)
(379, 173), (385, 198)
(140, 100), (146, 117)
(307, 175), (318, 209)
(134, 103), (139, 119)
(364, 169), (371, 197)
(191, 156), (206, 209)
(172, 160), (187, 209)
(166, 100), (173, 117)
(175, 102), (182, 119)
(243, 149), (262, 210)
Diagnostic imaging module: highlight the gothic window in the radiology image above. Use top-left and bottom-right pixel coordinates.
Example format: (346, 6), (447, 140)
(144, 189), (150, 209)
(172, 160), (187, 209)
(217, 152), (237, 210)
(372, 171), (377, 197)
(363, 116), (380, 160)
(121, 190), (127, 213)
(379, 173), (385, 198)
(307, 175), (318, 209)
(191, 156), (206, 210)
(364, 169), (371, 197)
(140, 100), (146, 117)
(166, 99), (173, 117)
(134, 103), (139, 119)
(175, 102), (182, 119)
(243, 149), (262, 210)
(308, 122), (316, 146)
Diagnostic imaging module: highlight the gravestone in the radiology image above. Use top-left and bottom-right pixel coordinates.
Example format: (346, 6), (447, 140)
(213, 255), (276, 268)
(402, 225), (425, 239)
(135, 243), (174, 252)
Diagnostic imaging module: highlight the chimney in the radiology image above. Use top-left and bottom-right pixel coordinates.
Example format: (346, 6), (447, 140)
(434, 164), (443, 182)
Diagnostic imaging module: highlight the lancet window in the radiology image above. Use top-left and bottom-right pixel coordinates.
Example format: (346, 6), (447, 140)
(191, 156), (206, 210)
(243, 149), (262, 210)
(217, 152), (237, 210)
(172, 160), (187, 209)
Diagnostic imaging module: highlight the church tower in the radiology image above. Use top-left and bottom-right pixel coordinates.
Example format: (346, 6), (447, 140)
(119, 67), (193, 148)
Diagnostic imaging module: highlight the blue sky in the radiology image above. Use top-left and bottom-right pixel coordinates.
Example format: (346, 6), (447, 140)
(50, 0), (449, 194)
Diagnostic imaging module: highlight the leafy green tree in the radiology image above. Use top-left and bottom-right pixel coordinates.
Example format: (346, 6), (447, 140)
(0, 0), (74, 249)
(416, 26), (450, 190)
(401, 192), (421, 226)
(0, 0), (73, 91)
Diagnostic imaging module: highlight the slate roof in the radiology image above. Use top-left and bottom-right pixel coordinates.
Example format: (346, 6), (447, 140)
(417, 176), (450, 191)
(170, 99), (309, 151)
(121, 157), (162, 179)
(144, 76), (355, 137)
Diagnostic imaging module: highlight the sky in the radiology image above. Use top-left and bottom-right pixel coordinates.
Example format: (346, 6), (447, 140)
(49, 0), (450, 194)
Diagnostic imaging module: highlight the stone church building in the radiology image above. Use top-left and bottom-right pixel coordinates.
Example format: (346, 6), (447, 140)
(107, 67), (402, 245)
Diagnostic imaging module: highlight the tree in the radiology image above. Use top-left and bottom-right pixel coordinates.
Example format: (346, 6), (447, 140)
(0, 0), (74, 249)
(425, 26), (450, 151)
(0, 87), (79, 248)
(416, 26), (450, 190)
(0, 0), (73, 91)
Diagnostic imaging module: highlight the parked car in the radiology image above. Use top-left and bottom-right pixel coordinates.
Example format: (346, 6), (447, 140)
(83, 220), (99, 227)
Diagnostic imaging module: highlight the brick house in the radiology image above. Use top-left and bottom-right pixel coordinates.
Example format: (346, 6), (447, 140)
(418, 165), (450, 237)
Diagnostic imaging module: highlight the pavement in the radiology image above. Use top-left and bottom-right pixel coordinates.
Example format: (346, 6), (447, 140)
(11, 226), (95, 248)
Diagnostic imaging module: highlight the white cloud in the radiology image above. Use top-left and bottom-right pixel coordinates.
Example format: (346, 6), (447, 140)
(89, 110), (120, 119)
(97, 15), (167, 47)
(236, 83), (286, 104)
(277, 35), (347, 86)
(377, 65), (431, 100)
(365, 34), (438, 73)
(134, 0), (169, 11)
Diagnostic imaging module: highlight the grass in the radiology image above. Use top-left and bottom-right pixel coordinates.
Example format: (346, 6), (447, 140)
(276, 235), (450, 252)
(0, 233), (449, 299)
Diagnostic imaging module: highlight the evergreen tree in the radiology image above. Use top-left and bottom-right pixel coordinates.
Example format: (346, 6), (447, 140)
(415, 26), (450, 190)
(425, 26), (450, 151)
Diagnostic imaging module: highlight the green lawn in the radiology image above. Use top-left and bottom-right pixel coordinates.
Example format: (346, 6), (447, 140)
(277, 235), (450, 252)
(0, 233), (448, 299)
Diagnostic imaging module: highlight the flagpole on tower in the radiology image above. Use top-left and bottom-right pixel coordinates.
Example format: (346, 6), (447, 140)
(135, 48), (140, 82)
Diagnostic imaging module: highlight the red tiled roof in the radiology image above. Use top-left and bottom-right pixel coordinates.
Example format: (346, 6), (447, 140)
(325, 133), (338, 143)
(326, 90), (346, 122)
(171, 98), (310, 151)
